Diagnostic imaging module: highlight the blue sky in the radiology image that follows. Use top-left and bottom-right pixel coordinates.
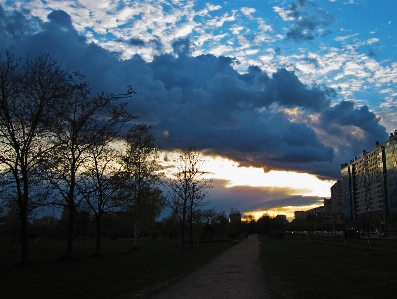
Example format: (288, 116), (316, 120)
(1, 0), (396, 219)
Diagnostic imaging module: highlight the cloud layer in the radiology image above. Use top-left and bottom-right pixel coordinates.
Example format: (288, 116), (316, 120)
(0, 7), (389, 182)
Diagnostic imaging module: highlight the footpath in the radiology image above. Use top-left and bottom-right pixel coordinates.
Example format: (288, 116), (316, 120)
(147, 235), (266, 299)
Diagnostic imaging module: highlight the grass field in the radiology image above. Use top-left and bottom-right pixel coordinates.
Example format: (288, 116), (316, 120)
(259, 234), (397, 299)
(0, 237), (233, 299)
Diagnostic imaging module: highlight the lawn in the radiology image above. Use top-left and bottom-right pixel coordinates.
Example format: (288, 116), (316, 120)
(259, 234), (397, 299)
(0, 237), (233, 299)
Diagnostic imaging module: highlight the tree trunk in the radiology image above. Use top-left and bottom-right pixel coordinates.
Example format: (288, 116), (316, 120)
(95, 215), (102, 255)
(133, 211), (140, 249)
(19, 167), (30, 266)
(65, 204), (76, 258)
(189, 200), (194, 249)
(19, 201), (29, 265)
(181, 199), (187, 251)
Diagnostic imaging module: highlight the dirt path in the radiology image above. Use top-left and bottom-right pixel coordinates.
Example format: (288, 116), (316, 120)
(148, 235), (266, 299)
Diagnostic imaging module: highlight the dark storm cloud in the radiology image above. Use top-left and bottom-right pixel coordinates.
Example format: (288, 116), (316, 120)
(47, 10), (74, 29)
(128, 38), (145, 47)
(317, 100), (388, 164)
(208, 179), (323, 215)
(0, 8), (388, 180)
(368, 46), (377, 58)
(172, 38), (193, 56)
(0, 6), (41, 48)
(149, 38), (163, 52)
(284, 0), (335, 42)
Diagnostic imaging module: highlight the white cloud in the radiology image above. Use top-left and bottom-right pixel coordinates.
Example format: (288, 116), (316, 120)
(174, 22), (197, 38)
(206, 12), (236, 28)
(273, 6), (294, 21)
(367, 38), (379, 44)
(230, 25), (244, 35)
(197, 3), (222, 16)
(257, 18), (273, 33)
(241, 7), (256, 19)
(335, 33), (359, 41)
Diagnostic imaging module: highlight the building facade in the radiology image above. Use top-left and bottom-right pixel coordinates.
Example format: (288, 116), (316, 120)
(341, 131), (397, 221)
(323, 198), (332, 213)
(330, 180), (343, 213)
(294, 206), (324, 220)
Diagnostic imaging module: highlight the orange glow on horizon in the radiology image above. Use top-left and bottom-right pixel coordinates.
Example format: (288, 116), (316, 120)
(160, 151), (334, 220)
(243, 204), (325, 221)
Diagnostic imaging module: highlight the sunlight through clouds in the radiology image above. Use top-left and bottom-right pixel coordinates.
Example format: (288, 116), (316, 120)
(200, 156), (334, 198)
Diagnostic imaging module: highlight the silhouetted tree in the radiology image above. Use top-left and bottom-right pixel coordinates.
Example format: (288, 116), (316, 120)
(138, 186), (166, 239)
(257, 213), (273, 235)
(41, 70), (134, 259)
(120, 124), (163, 249)
(213, 210), (229, 236)
(0, 52), (75, 265)
(199, 208), (216, 240)
(166, 148), (213, 250)
(79, 141), (125, 255)
(242, 214), (256, 234)
(161, 213), (179, 240)
(228, 208), (242, 238)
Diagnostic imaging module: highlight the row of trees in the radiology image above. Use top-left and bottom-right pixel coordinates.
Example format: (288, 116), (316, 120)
(242, 213), (287, 236)
(0, 52), (214, 265)
(14, 207), (242, 247)
(0, 51), (136, 264)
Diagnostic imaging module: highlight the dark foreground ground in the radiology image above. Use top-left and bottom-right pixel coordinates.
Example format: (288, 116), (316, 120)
(142, 235), (266, 299)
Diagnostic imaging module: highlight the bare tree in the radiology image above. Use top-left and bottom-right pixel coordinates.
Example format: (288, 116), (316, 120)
(0, 52), (75, 265)
(42, 74), (134, 259)
(166, 148), (213, 250)
(120, 124), (163, 249)
(78, 142), (125, 256)
(198, 208), (217, 242)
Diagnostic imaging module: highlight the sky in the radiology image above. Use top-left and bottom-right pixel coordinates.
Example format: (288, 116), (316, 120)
(1, 0), (396, 220)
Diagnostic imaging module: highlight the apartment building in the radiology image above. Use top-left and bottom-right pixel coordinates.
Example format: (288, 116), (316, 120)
(341, 131), (397, 220)
(294, 206), (324, 220)
(330, 180), (343, 213)
(323, 198), (332, 213)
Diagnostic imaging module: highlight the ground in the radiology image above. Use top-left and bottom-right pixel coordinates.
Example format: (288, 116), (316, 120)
(139, 234), (266, 299)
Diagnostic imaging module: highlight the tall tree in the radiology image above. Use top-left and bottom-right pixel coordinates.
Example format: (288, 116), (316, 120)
(79, 142), (125, 255)
(121, 124), (162, 249)
(199, 208), (217, 241)
(138, 186), (166, 238)
(0, 52), (74, 265)
(42, 74), (134, 259)
(213, 210), (229, 236)
(166, 148), (213, 250)
(229, 208), (242, 238)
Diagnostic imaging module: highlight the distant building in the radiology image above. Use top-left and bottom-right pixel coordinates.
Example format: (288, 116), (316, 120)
(294, 211), (305, 220)
(275, 214), (288, 224)
(341, 130), (397, 220)
(324, 198), (332, 213)
(330, 180), (343, 213)
(307, 206), (324, 219)
(294, 207), (323, 220)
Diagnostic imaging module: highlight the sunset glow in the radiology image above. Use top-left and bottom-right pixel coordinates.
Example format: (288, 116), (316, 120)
(200, 156), (334, 197)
